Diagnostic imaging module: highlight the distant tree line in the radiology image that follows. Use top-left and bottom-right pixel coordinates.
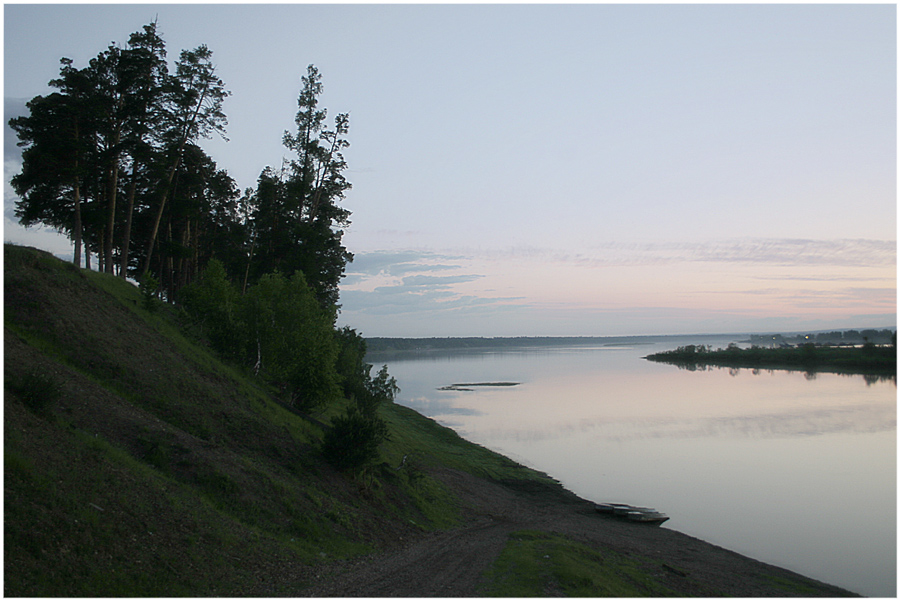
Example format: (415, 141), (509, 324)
(10, 21), (391, 471)
(366, 336), (649, 353)
(646, 342), (896, 377)
(749, 329), (895, 346)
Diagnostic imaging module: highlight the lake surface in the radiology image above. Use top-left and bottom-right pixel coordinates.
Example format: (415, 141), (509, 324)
(370, 336), (896, 597)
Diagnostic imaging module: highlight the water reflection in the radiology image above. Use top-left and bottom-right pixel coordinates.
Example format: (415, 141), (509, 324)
(377, 341), (896, 597)
(402, 396), (483, 417)
(664, 361), (897, 385)
(466, 402), (895, 444)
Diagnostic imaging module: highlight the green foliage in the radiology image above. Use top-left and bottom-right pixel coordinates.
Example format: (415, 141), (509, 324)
(322, 406), (391, 471)
(182, 263), (342, 411)
(334, 326), (370, 400)
(479, 530), (677, 597)
(242, 65), (353, 308)
(369, 364), (400, 403)
(7, 368), (62, 414)
(647, 343), (897, 376)
(180, 259), (242, 357)
(242, 271), (341, 410)
(4, 244), (573, 597)
(139, 274), (159, 312)
(10, 23), (354, 310)
(379, 401), (544, 484)
(323, 335), (398, 471)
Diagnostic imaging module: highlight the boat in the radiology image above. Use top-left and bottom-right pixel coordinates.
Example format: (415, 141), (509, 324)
(626, 510), (669, 525)
(594, 503), (634, 515)
(594, 503), (631, 514)
(594, 503), (669, 526)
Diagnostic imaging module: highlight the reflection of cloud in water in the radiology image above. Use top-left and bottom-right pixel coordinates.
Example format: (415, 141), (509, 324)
(399, 396), (483, 418)
(477, 403), (896, 444)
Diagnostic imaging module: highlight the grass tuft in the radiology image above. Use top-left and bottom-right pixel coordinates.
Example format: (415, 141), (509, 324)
(7, 368), (63, 414)
(479, 530), (678, 597)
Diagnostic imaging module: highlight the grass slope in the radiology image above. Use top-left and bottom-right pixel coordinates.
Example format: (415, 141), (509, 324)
(4, 244), (859, 597)
(4, 244), (550, 596)
(479, 530), (680, 597)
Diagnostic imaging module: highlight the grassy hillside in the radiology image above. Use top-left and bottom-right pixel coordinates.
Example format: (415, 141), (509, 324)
(3, 244), (551, 596)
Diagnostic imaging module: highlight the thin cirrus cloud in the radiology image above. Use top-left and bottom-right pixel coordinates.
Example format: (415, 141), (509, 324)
(337, 237), (895, 334)
(675, 238), (895, 267)
(342, 238), (894, 284)
(340, 251), (507, 317)
(572, 238), (895, 268)
(348, 250), (461, 274)
(339, 287), (513, 317)
(448, 238), (895, 270)
(401, 274), (484, 287)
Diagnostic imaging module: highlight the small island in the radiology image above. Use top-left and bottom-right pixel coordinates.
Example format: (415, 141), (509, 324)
(438, 382), (521, 391)
(645, 341), (896, 377)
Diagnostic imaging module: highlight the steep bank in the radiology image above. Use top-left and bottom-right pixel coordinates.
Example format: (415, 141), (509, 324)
(4, 245), (856, 596)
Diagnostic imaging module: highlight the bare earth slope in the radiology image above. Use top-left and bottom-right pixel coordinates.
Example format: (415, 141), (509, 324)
(302, 467), (856, 597)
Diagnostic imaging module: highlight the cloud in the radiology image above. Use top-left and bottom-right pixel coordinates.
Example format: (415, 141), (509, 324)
(337, 240), (896, 336)
(475, 238), (895, 268)
(558, 238), (897, 268)
(346, 250), (464, 277)
(5, 98), (29, 159)
(340, 250), (497, 316)
(677, 238), (896, 267)
(701, 285), (896, 310)
(341, 284), (509, 316)
(402, 274), (483, 287)
(753, 274), (896, 283)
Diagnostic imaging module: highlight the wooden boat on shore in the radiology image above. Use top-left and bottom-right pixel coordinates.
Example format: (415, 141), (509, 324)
(594, 503), (669, 525)
(626, 510), (669, 525)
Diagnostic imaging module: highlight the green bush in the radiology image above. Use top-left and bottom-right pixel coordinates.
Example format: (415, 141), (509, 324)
(140, 275), (160, 313)
(180, 260), (243, 359)
(242, 272), (341, 411)
(9, 368), (62, 414)
(183, 264), (343, 411)
(322, 407), (390, 471)
(322, 359), (398, 471)
(334, 326), (370, 401)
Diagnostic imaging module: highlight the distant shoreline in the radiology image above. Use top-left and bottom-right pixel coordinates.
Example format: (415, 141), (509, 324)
(365, 333), (743, 354)
(365, 329), (896, 356)
(645, 343), (897, 378)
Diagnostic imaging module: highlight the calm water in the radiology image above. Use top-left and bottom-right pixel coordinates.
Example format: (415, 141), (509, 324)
(371, 336), (896, 597)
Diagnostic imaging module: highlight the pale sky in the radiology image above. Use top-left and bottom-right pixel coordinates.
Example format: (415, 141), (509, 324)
(4, 3), (896, 337)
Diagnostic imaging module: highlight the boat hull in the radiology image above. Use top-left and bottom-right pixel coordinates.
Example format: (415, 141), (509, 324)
(594, 503), (669, 526)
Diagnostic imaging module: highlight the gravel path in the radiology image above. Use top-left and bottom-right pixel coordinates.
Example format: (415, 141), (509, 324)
(300, 467), (856, 597)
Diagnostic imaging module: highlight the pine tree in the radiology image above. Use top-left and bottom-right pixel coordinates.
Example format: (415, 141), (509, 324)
(246, 65), (353, 309)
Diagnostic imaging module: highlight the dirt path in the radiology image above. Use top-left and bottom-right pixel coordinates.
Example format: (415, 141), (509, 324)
(300, 467), (856, 597)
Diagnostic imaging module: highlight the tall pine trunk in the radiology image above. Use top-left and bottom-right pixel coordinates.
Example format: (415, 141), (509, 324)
(118, 163), (138, 278)
(142, 75), (212, 279)
(72, 182), (82, 267)
(141, 153), (181, 279)
(104, 165), (119, 273)
(103, 129), (121, 273)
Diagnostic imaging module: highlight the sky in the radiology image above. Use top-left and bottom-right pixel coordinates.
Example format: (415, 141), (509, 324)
(4, 3), (896, 337)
